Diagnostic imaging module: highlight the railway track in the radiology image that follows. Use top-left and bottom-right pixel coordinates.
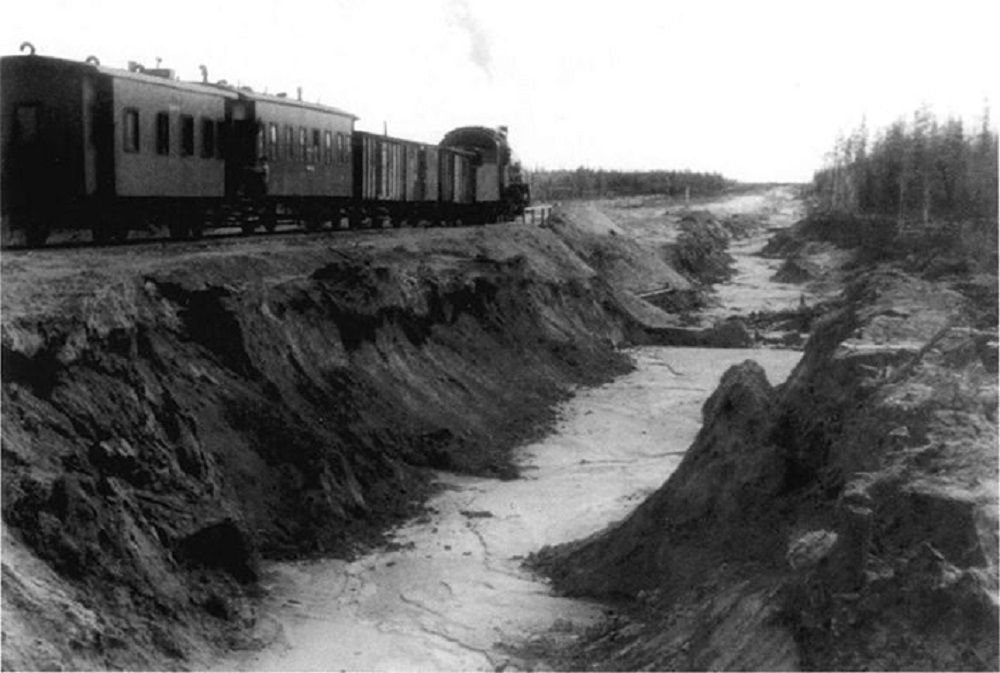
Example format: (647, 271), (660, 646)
(0, 219), (497, 253)
(1, 204), (554, 253)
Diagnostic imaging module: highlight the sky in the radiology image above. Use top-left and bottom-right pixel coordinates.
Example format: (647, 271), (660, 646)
(2, 0), (997, 182)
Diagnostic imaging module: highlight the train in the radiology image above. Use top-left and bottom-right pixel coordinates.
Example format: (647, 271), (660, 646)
(0, 44), (531, 247)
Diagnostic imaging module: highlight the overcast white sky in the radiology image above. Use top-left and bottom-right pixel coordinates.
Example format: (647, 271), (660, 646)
(3, 0), (997, 182)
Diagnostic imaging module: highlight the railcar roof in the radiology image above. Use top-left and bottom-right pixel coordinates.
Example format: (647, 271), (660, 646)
(354, 129), (477, 155)
(97, 65), (241, 98)
(241, 90), (357, 120)
(353, 129), (435, 146)
(2, 54), (355, 116)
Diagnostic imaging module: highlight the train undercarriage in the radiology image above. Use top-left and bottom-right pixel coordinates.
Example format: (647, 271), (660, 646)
(0, 195), (519, 247)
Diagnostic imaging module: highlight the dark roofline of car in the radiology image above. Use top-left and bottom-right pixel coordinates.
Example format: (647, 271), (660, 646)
(2, 53), (356, 119)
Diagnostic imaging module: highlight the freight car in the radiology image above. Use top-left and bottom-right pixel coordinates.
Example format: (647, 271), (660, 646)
(0, 46), (530, 246)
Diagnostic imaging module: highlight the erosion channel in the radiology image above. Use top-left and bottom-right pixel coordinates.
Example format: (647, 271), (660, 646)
(208, 191), (809, 671)
(215, 346), (801, 671)
(6, 186), (994, 671)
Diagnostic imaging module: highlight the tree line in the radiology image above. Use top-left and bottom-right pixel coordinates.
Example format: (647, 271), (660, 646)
(526, 167), (731, 202)
(813, 106), (998, 225)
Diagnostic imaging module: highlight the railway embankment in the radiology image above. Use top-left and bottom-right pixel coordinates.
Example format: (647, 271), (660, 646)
(531, 215), (999, 670)
(0, 213), (713, 669)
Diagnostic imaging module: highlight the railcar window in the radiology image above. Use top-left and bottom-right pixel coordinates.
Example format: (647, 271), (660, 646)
(123, 108), (140, 153)
(156, 112), (170, 155)
(285, 126), (294, 160)
(299, 128), (307, 163)
(312, 129), (321, 164)
(324, 130), (333, 165)
(337, 133), (347, 163)
(201, 118), (215, 158)
(256, 124), (265, 158)
(268, 123), (278, 160)
(181, 115), (195, 156)
(216, 120), (226, 158)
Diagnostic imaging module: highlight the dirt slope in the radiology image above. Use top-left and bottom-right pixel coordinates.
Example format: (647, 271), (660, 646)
(544, 202), (692, 297)
(534, 259), (998, 669)
(1, 222), (657, 669)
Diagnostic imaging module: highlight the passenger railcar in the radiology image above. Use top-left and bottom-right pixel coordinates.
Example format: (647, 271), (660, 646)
(241, 90), (356, 232)
(1, 52), (238, 243)
(107, 63), (235, 240)
(0, 47), (530, 246)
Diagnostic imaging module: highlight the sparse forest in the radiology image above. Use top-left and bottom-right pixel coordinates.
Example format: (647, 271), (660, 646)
(810, 106), (998, 273)
(813, 106), (998, 224)
(526, 167), (731, 202)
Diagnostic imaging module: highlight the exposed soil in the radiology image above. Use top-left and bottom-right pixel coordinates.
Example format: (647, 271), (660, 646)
(2, 188), (772, 669)
(1, 222), (648, 669)
(4, 185), (994, 672)
(530, 207), (999, 671)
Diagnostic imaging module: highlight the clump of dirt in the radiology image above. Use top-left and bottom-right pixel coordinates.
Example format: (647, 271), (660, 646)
(664, 210), (736, 286)
(531, 265), (998, 670)
(1, 226), (637, 669)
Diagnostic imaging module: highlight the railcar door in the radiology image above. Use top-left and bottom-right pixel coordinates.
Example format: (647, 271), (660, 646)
(7, 102), (53, 244)
(224, 98), (259, 200)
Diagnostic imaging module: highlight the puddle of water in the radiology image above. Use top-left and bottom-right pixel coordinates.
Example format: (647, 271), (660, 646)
(215, 347), (802, 672)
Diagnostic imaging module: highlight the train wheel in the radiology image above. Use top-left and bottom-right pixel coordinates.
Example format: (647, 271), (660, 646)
(92, 222), (112, 245)
(108, 215), (130, 243)
(263, 205), (277, 233)
(169, 221), (189, 240)
(25, 224), (50, 248)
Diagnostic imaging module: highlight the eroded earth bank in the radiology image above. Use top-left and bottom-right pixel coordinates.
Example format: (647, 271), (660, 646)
(2, 186), (996, 671)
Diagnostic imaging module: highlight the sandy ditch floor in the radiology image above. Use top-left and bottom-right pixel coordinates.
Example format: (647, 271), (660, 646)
(212, 347), (801, 671)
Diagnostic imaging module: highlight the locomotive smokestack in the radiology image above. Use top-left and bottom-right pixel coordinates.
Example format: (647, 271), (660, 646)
(199, 64), (208, 83)
(498, 125), (508, 138)
(297, 86), (302, 101)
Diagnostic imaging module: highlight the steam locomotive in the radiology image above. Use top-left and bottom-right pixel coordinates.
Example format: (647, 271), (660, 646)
(0, 45), (531, 246)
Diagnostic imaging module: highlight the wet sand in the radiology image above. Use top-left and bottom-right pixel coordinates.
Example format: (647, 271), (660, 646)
(215, 347), (801, 671)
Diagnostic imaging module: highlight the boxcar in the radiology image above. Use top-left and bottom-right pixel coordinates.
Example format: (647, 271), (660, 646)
(352, 131), (445, 225)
